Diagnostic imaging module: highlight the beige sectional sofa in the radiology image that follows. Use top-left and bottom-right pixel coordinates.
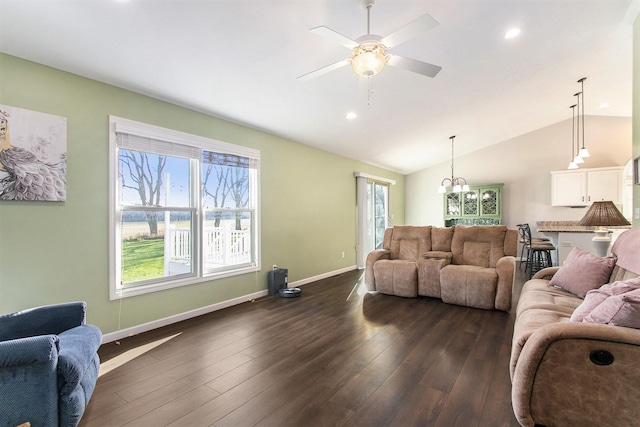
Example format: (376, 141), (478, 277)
(511, 227), (640, 427)
(365, 225), (518, 311)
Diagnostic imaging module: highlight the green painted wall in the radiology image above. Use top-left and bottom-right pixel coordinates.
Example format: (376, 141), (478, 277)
(0, 53), (405, 334)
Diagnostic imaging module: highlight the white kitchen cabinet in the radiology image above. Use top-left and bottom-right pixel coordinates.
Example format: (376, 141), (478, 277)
(587, 168), (623, 203)
(551, 171), (587, 206)
(551, 166), (623, 207)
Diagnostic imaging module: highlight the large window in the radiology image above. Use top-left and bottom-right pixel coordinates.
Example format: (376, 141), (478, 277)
(109, 116), (260, 299)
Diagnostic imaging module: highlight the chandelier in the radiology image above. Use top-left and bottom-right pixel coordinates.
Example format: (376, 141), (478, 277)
(438, 135), (470, 193)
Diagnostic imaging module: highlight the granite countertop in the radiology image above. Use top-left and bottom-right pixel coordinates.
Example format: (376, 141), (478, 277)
(536, 220), (632, 233)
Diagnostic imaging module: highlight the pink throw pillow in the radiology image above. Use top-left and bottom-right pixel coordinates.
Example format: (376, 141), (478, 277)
(583, 288), (640, 329)
(549, 247), (616, 298)
(570, 278), (640, 322)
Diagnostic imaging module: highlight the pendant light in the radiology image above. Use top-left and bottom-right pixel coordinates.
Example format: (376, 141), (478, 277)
(568, 104), (578, 170)
(438, 135), (470, 193)
(573, 92), (584, 165)
(577, 77), (590, 158)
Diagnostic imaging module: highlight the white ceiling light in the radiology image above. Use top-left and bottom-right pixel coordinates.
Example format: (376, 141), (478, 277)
(347, 2), (389, 78)
(346, 112), (358, 120)
(349, 42), (389, 78)
(504, 27), (521, 39)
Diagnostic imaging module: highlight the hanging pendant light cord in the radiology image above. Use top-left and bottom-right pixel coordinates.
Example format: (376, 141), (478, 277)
(571, 104), (576, 161)
(579, 77), (586, 150)
(574, 91), (581, 153)
(450, 136), (455, 182)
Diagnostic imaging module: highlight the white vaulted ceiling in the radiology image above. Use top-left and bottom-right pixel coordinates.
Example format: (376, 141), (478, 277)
(0, 0), (637, 174)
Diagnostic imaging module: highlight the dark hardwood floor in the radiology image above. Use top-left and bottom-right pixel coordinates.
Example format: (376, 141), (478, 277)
(82, 268), (527, 427)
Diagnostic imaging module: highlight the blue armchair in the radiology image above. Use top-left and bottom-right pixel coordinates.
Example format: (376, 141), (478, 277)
(0, 302), (102, 427)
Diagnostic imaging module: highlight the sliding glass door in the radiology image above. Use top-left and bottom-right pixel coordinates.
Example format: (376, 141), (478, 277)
(356, 173), (393, 268)
(368, 181), (389, 251)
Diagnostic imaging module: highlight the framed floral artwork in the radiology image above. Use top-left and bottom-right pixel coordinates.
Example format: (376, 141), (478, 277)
(0, 104), (67, 201)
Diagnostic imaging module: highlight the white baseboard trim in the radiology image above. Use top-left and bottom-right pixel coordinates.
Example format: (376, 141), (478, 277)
(101, 265), (358, 344)
(289, 265), (357, 287)
(102, 289), (268, 344)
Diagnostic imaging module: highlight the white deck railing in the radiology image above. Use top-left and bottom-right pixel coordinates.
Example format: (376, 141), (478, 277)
(164, 225), (251, 274)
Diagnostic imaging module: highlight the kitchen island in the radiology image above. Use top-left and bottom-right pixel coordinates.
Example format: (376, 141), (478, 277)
(536, 221), (631, 265)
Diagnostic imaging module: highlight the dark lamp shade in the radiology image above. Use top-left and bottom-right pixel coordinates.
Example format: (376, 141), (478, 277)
(577, 201), (631, 227)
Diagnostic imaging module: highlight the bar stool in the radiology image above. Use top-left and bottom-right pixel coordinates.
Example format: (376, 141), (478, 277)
(517, 224), (555, 278)
(516, 224), (549, 270)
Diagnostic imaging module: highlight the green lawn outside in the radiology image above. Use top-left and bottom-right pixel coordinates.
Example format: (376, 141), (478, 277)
(122, 238), (164, 283)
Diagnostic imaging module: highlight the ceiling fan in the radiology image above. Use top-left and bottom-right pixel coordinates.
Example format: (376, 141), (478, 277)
(298, 0), (442, 81)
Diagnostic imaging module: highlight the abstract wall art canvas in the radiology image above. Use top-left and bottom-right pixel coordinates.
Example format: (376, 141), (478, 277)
(0, 104), (67, 201)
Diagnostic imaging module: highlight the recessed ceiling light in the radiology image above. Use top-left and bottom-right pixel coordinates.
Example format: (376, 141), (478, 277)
(504, 27), (521, 39)
(346, 112), (358, 120)
(599, 102), (610, 108)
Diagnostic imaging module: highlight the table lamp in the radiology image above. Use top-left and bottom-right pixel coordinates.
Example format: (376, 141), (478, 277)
(577, 201), (631, 256)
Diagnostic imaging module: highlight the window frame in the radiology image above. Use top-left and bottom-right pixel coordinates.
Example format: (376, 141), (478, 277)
(109, 116), (261, 300)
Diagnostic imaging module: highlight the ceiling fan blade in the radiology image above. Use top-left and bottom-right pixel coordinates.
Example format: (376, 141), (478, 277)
(310, 26), (359, 49)
(380, 13), (439, 48)
(388, 55), (442, 78)
(297, 59), (350, 81)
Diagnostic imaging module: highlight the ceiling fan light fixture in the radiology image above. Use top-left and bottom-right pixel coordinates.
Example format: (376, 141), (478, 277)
(300, 4), (441, 81)
(349, 43), (389, 77)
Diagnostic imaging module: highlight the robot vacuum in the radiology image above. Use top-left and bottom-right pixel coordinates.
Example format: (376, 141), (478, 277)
(279, 287), (302, 298)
